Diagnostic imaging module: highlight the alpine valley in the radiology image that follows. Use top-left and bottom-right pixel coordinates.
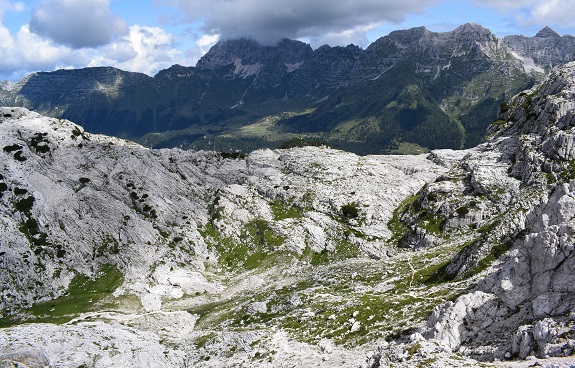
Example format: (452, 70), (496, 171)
(2, 24), (575, 368)
(2, 23), (575, 154)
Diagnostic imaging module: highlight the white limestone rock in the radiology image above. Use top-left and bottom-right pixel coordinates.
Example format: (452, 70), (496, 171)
(421, 62), (575, 361)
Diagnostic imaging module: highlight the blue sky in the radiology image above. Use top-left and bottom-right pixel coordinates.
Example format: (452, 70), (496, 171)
(1, 0), (575, 81)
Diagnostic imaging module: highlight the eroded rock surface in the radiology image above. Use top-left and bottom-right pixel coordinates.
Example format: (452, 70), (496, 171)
(3, 61), (575, 367)
(421, 62), (575, 362)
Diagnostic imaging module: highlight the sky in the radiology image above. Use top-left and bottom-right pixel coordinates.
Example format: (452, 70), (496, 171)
(1, 0), (575, 81)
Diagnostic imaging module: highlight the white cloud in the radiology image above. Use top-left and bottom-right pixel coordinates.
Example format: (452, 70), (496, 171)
(88, 25), (188, 76)
(311, 23), (380, 48)
(197, 34), (220, 55)
(526, 1), (575, 27)
(29, 0), (128, 48)
(0, 21), (193, 80)
(472, 0), (538, 9)
(0, 24), (88, 77)
(158, 0), (440, 46)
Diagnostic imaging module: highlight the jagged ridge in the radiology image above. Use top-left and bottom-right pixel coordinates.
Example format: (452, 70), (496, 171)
(4, 24), (571, 154)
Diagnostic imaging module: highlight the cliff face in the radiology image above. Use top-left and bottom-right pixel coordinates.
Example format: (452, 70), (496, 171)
(196, 38), (314, 75)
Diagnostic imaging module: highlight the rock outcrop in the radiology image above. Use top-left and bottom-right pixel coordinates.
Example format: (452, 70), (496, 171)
(422, 62), (575, 362)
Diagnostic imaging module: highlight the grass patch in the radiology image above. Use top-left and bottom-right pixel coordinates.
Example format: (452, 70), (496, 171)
(95, 235), (121, 257)
(387, 195), (419, 242)
(559, 160), (575, 182)
(271, 200), (303, 221)
(201, 220), (287, 271)
(417, 212), (444, 235)
(194, 332), (217, 349)
(301, 237), (362, 266)
(469, 242), (513, 276)
(1, 264), (123, 327)
(28, 264), (123, 322)
(388, 141), (430, 155)
(279, 137), (331, 149)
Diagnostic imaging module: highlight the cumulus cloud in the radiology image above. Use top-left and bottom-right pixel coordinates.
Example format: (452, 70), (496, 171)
(310, 23), (380, 48)
(159, 0), (439, 46)
(0, 23), (88, 77)
(0, 22), (189, 80)
(472, 0), (538, 9)
(523, 1), (575, 27)
(29, 0), (128, 48)
(196, 34), (219, 55)
(89, 25), (187, 76)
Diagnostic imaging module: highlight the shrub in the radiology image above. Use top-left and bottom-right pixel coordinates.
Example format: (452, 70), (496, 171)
(3, 144), (22, 152)
(13, 187), (28, 195)
(15, 196), (35, 214)
(341, 203), (359, 218)
(14, 151), (27, 161)
(455, 206), (469, 216)
(220, 151), (246, 159)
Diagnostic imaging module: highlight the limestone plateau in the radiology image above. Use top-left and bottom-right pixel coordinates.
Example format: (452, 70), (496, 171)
(1, 23), (575, 155)
(1, 52), (575, 366)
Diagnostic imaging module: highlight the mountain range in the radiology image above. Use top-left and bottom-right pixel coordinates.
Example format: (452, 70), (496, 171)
(1, 23), (575, 154)
(1, 56), (575, 366)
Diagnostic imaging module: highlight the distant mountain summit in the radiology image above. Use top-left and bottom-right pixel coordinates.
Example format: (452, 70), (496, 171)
(196, 38), (313, 76)
(503, 26), (575, 70)
(2, 24), (574, 154)
(535, 25), (561, 38)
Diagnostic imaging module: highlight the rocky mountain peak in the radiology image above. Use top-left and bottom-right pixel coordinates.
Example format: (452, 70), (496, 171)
(196, 37), (313, 72)
(503, 27), (575, 71)
(453, 22), (496, 38)
(455, 22), (487, 32)
(381, 26), (431, 45)
(535, 26), (561, 38)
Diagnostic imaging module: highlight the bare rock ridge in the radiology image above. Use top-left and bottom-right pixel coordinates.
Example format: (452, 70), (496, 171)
(504, 27), (575, 71)
(196, 38), (314, 76)
(2, 24), (574, 154)
(2, 61), (575, 366)
(422, 62), (575, 361)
